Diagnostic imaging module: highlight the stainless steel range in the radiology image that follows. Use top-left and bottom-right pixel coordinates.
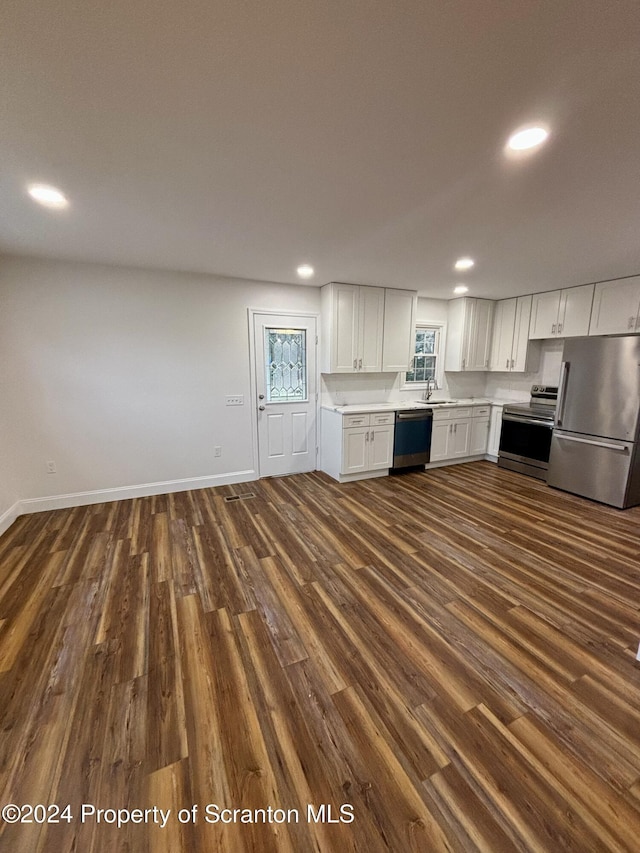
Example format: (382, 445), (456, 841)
(498, 385), (558, 480)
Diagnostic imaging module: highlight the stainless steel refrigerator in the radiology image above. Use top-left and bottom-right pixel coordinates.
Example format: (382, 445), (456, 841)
(547, 335), (640, 508)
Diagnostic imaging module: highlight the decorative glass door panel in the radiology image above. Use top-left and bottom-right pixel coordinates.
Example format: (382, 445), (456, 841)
(264, 328), (307, 403)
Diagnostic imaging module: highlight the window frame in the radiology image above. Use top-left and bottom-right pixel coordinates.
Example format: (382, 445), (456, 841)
(402, 322), (445, 389)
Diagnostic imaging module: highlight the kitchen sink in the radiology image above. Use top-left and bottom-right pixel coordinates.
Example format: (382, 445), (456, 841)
(416, 399), (458, 405)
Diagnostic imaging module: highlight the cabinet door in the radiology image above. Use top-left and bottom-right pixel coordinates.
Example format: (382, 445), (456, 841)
(342, 428), (369, 474)
(470, 417), (490, 455)
(369, 425), (394, 469)
(489, 298), (516, 371)
(450, 418), (472, 457)
(358, 287), (385, 371)
(589, 277), (640, 336)
(331, 284), (359, 371)
(511, 295), (532, 371)
(430, 421), (451, 462)
(466, 300), (494, 370)
(487, 406), (504, 457)
(529, 290), (560, 339)
(382, 289), (416, 372)
(558, 284), (594, 337)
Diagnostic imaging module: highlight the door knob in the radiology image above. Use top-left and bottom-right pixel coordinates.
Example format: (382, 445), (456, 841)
(258, 394), (265, 399)
(258, 405), (265, 411)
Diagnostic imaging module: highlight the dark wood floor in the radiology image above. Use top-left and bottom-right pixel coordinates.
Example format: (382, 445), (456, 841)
(1, 462), (640, 851)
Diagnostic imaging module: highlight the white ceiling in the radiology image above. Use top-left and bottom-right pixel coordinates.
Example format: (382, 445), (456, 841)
(1, 0), (639, 299)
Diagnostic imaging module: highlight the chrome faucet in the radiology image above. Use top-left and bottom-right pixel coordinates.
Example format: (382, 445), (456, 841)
(424, 378), (437, 400)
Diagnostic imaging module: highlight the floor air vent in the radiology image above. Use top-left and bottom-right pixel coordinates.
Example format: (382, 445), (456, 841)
(224, 492), (256, 502)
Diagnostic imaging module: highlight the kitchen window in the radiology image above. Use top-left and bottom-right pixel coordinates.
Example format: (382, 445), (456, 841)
(404, 324), (444, 387)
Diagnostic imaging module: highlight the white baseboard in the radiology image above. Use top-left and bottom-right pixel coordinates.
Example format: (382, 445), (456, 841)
(0, 501), (22, 537)
(3, 469), (257, 528)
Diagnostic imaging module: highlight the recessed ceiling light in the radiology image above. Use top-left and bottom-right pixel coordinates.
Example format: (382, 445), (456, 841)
(454, 285), (469, 294)
(296, 264), (314, 279)
(27, 183), (69, 209)
(454, 257), (475, 271)
(506, 126), (549, 152)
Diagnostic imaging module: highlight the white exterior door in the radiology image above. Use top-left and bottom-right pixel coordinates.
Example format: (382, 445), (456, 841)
(253, 313), (317, 477)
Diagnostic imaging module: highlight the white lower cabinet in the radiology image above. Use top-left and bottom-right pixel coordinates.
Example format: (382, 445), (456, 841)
(450, 418), (472, 458)
(470, 413), (490, 455)
(487, 405), (504, 458)
(430, 420), (452, 462)
(430, 405), (489, 463)
(343, 418), (394, 473)
(321, 410), (395, 481)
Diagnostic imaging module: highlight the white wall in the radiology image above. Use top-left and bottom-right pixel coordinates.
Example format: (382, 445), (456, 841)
(0, 412), (21, 525)
(0, 255), (319, 510)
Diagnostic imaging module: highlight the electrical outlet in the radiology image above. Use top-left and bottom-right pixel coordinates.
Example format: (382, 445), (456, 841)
(46, 461), (57, 474)
(225, 395), (244, 406)
(214, 446), (222, 457)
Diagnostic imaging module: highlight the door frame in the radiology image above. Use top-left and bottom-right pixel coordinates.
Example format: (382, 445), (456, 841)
(248, 308), (321, 478)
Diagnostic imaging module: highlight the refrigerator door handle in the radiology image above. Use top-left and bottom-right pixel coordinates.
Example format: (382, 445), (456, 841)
(554, 433), (628, 452)
(556, 360), (570, 426)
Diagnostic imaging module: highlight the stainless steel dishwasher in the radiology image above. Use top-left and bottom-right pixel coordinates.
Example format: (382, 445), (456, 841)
(392, 409), (433, 470)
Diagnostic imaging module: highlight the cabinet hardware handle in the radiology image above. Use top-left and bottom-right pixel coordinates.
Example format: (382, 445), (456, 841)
(353, 358), (357, 369)
(551, 324), (556, 334)
(629, 316), (636, 330)
(371, 430), (374, 441)
(454, 423), (457, 433)
(511, 358), (515, 368)
(506, 358), (509, 368)
(359, 358), (362, 369)
(365, 430), (369, 442)
(557, 323), (563, 334)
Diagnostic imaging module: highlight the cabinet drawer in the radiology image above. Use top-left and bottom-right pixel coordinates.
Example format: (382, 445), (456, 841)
(370, 412), (395, 425)
(343, 414), (371, 428)
(453, 407), (473, 418)
(432, 409), (453, 421)
(472, 406), (491, 418)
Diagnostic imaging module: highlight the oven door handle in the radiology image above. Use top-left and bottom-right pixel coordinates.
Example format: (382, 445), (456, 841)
(502, 414), (553, 428)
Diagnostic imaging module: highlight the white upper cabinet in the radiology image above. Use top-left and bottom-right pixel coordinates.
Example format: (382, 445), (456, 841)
(529, 284), (594, 339)
(445, 297), (494, 371)
(489, 295), (538, 372)
(320, 283), (416, 374)
(321, 283), (384, 373)
(358, 286), (385, 371)
(589, 276), (640, 336)
(489, 298), (517, 372)
(382, 288), (417, 372)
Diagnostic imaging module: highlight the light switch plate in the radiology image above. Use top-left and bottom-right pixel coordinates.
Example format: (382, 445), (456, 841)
(226, 395), (244, 406)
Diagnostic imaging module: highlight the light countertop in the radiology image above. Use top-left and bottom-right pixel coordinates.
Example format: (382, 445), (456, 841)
(322, 398), (497, 415)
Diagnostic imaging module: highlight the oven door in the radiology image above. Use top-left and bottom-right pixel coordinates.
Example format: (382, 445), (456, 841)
(499, 413), (553, 469)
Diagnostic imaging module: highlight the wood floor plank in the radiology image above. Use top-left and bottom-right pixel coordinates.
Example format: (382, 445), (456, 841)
(1, 461), (640, 851)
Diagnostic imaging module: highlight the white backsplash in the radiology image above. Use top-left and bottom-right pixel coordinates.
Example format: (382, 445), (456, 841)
(322, 339), (564, 407)
(483, 339), (564, 400)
